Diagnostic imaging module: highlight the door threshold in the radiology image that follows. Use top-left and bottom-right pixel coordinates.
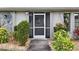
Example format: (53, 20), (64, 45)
(31, 38), (47, 40)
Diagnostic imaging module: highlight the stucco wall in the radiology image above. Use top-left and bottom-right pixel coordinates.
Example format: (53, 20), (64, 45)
(70, 13), (75, 38)
(52, 12), (64, 27)
(50, 12), (64, 38)
(15, 12), (29, 26)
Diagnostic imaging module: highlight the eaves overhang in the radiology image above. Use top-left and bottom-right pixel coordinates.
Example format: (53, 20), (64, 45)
(0, 7), (79, 12)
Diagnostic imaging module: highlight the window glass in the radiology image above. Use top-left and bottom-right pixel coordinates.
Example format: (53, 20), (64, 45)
(74, 13), (79, 28)
(35, 15), (44, 27)
(35, 28), (44, 35)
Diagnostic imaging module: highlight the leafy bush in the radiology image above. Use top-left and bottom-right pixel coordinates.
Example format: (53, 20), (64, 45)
(13, 31), (18, 40)
(14, 26), (17, 31)
(54, 23), (67, 32)
(52, 29), (74, 51)
(14, 20), (29, 46)
(0, 28), (8, 43)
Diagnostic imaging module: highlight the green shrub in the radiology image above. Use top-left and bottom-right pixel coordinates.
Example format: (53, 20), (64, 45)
(13, 31), (18, 39)
(0, 28), (8, 43)
(54, 23), (67, 32)
(14, 26), (17, 31)
(52, 29), (74, 51)
(14, 20), (29, 46)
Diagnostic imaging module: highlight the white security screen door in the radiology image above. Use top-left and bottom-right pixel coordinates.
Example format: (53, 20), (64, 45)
(33, 13), (46, 39)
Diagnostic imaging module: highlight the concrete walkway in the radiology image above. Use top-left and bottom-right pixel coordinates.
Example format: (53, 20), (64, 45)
(27, 40), (51, 51)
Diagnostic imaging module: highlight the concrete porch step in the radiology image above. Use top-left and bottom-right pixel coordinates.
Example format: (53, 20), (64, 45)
(27, 40), (51, 51)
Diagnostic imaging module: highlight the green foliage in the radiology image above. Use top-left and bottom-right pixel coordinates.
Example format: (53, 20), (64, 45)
(14, 26), (17, 31)
(54, 23), (67, 32)
(14, 20), (29, 46)
(0, 28), (8, 43)
(13, 31), (18, 40)
(52, 29), (74, 51)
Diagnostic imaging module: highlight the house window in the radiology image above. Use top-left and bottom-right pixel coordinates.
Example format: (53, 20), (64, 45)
(74, 13), (79, 28)
(64, 13), (70, 31)
(0, 12), (12, 32)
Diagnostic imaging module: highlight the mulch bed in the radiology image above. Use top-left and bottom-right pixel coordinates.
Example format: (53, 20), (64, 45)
(71, 40), (79, 51)
(0, 39), (31, 51)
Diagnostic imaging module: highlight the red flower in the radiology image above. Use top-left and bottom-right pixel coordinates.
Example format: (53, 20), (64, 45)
(74, 27), (79, 36)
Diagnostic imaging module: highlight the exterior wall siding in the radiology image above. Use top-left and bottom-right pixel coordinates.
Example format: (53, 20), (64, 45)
(15, 12), (28, 26)
(50, 12), (64, 39)
(70, 13), (75, 38)
(11, 12), (15, 32)
(50, 13), (54, 38)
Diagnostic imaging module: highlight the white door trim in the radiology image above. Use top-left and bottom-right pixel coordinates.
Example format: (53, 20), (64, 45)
(33, 13), (46, 39)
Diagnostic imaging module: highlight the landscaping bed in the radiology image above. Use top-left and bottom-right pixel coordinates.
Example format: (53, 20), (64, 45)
(0, 20), (30, 51)
(49, 39), (79, 51)
(72, 40), (79, 51)
(48, 40), (54, 51)
(49, 23), (74, 51)
(0, 39), (31, 51)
